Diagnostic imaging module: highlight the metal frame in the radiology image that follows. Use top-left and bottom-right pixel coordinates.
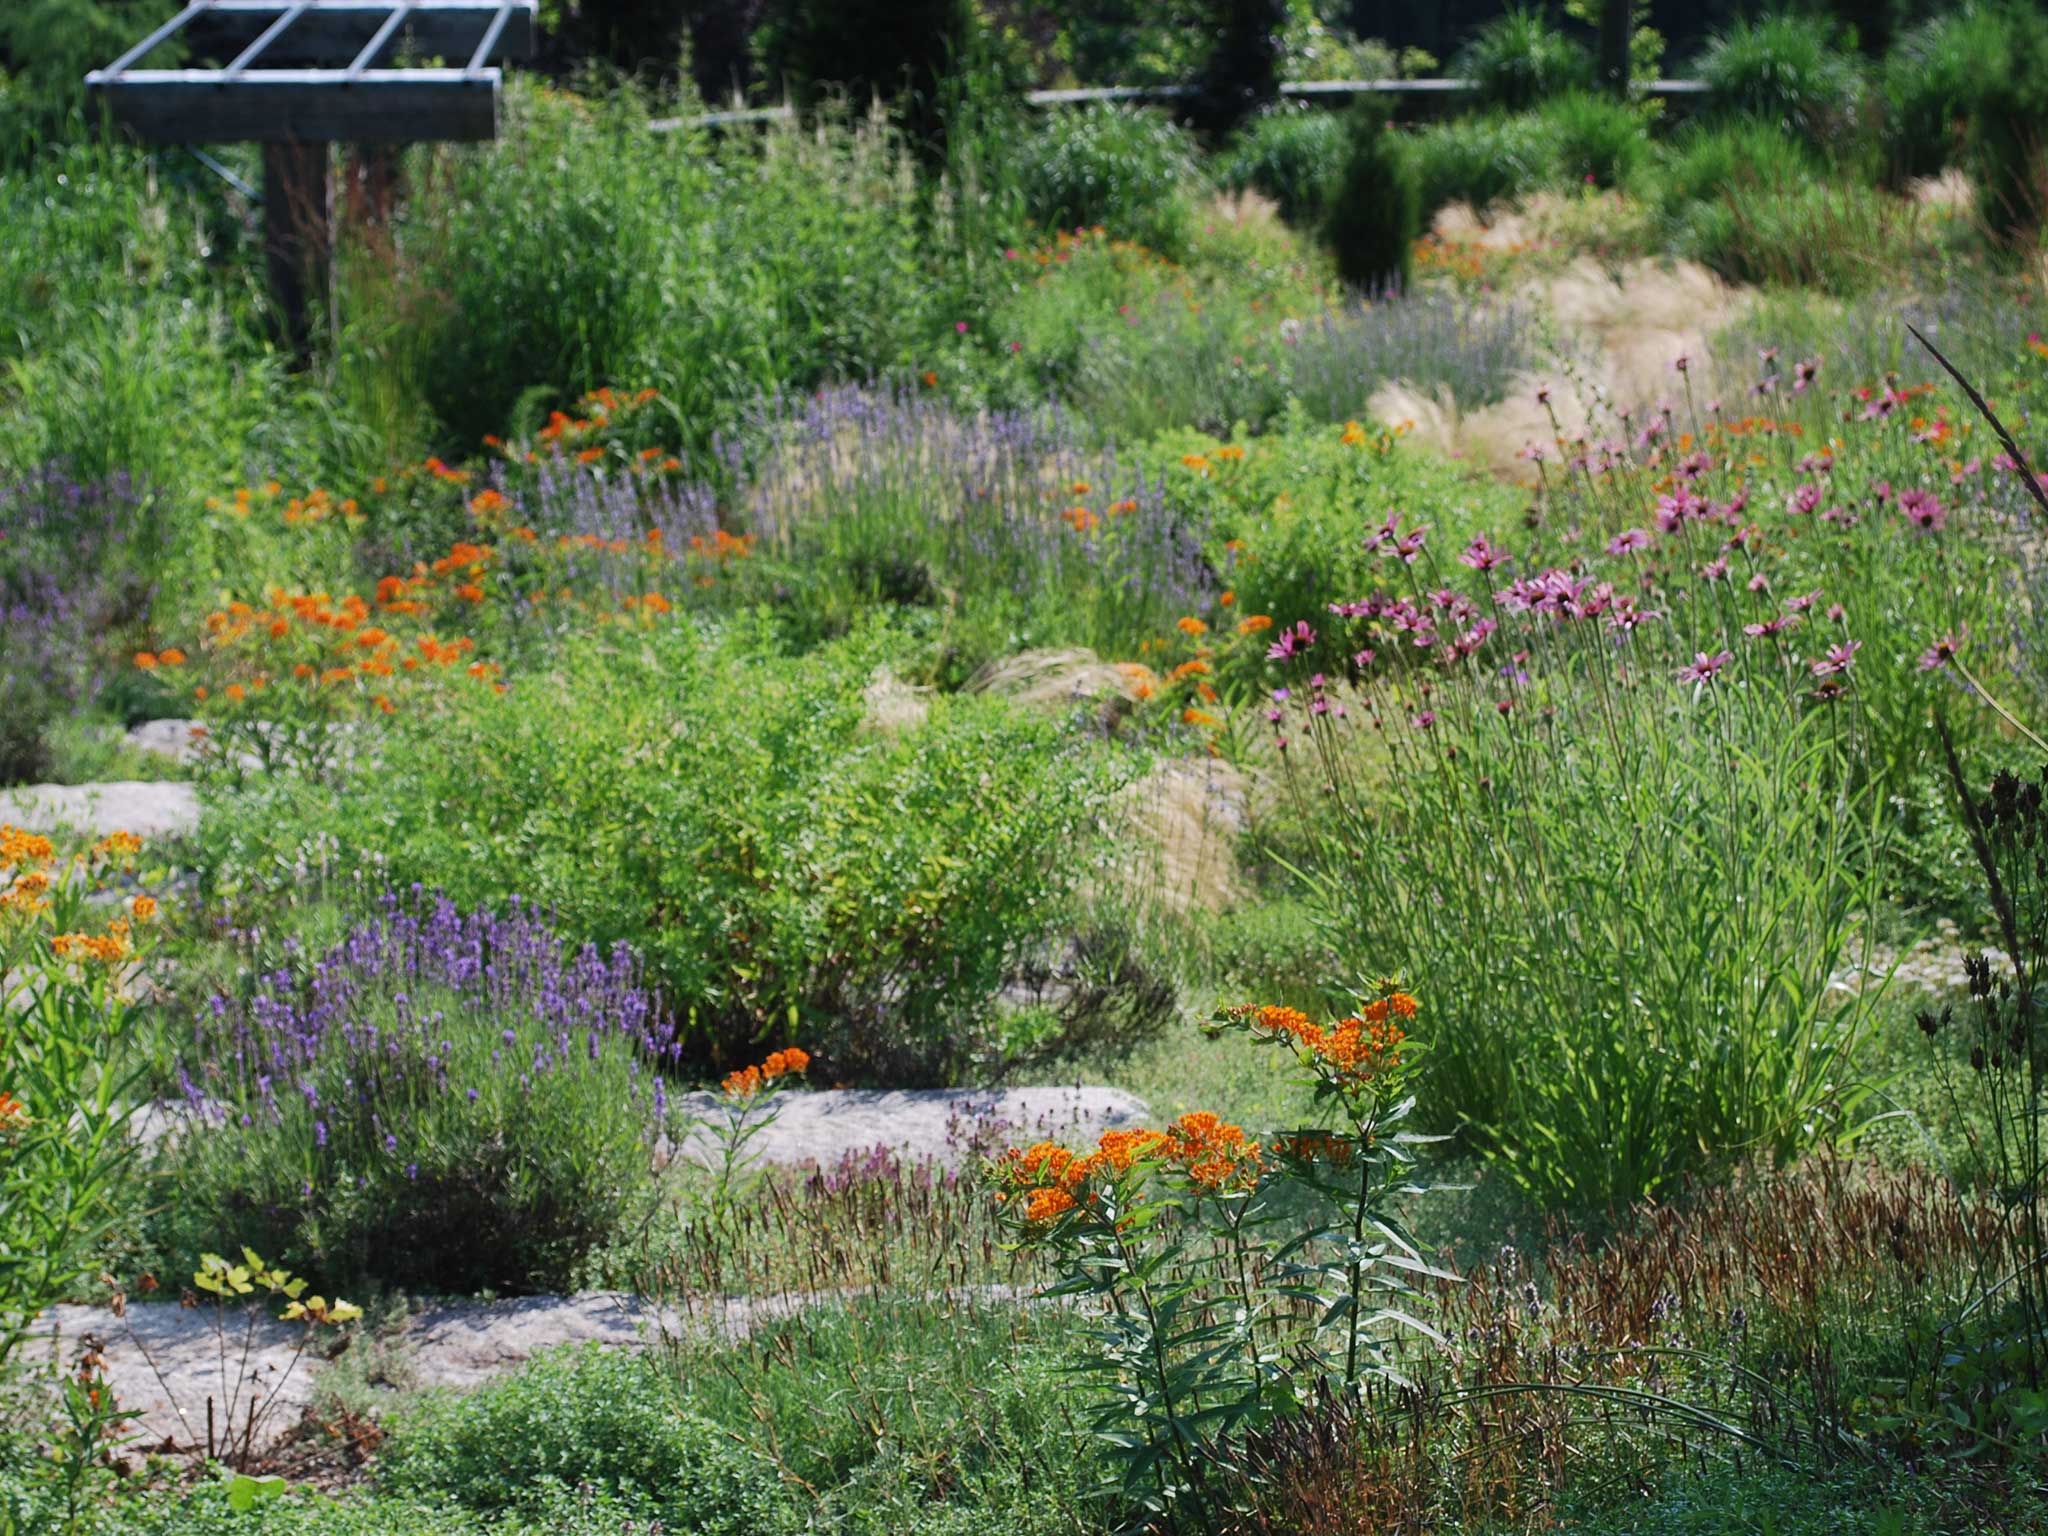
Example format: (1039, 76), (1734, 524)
(86, 1), (536, 143)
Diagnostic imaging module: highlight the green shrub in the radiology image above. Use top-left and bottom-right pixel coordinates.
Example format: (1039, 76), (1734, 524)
(1660, 119), (1911, 292)
(1016, 104), (1203, 256)
(1323, 105), (1419, 293)
(1656, 115), (1823, 211)
(1880, 4), (2009, 182)
(384, 1345), (788, 1530)
(193, 619), (1136, 1085)
(1407, 112), (1558, 217)
(1965, 1), (2048, 243)
(1218, 105), (1347, 224)
(1694, 11), (1866, 144)
(378, 84), (934, 454)
(1674, 175), (1913, 293)
(1451, 5), (1593, 111)
(160, 895), (668, 1295)
(1539, 89), (1650, 190)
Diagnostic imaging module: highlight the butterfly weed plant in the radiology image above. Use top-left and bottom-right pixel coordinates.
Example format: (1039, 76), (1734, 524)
(986, 982), (1450, 1533)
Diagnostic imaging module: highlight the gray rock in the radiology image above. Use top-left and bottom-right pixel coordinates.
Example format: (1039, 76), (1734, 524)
(662, 1085), (1150, 1170)
(0, 781), (200, 842)
(124, 720), (213, 767)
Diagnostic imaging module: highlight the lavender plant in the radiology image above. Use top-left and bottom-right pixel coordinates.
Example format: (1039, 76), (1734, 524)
(0, 465), (151, 783)
(166, 892), (682, 1294)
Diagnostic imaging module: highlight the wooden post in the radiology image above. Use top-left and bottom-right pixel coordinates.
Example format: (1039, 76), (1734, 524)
(262, 140), (332, 364)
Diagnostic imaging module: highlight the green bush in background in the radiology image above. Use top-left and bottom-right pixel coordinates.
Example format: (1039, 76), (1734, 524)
(1451, 4), (1593, 111)
(1407, 110), (1558, 217)
(1694, 11), (1867, 146)
(1015, 103), (1205, 256)
(1323, 103), (1419, 292)
(1218, 104), (1347, 224)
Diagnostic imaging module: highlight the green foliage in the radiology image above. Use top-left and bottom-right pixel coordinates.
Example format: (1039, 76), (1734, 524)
(1538, 90), (1651, 191)
(1217, 105), (1347, 225)
(1963, 1), (2048, 243)
(1657, 116), (1909, 293)
(376, 84), (936, 453)
(1406, 111), (1558, 217)
(1322, 105), (1418, 294)
(1880, 4), (2010, 182)
(1695, 11), (1867, 145)
(384, 1345), (787, 1531)
(1450, 5), (1593, 112)
(0, 0), (178, 160)
(192, 619), (1132, 1084)
(0, 839), (155, 1365)
(1016, 104), (1204, 256)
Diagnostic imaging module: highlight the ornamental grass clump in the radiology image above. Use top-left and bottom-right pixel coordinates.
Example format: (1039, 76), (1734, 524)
(988, 985), (1448, 1531)
(168, 892), (681, 1295)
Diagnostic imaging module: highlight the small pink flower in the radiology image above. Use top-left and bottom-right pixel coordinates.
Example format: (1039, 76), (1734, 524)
(1919, 630), (1966, 671)
(1606, 528), (1651, 555)
(1810, 640), (1861, 677)
(1677, 649), (1733, 685)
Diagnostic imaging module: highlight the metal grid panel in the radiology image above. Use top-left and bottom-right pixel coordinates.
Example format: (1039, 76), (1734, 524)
(87, 1), (535, 143)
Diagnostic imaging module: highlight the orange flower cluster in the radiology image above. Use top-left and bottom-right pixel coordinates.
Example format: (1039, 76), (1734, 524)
(0, 1091), (25, 1135)
(52, 918), (131, 966)
(1242, 1000), (1410, 1088)
(2, 825), (55, 868)
(721, 1046), (811, 1100)
(996, 1113), (1264, 1220)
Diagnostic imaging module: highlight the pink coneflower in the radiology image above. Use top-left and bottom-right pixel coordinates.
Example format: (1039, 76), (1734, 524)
(1460, 535), (1508, 572)
(955, 320), (969, 334)
(1700, 555), (1731, 581)
(1267, 621), (1316, 661)
(1744, 614), (1802, 638)
(1606, 528), (1651, 555)
(1353, 648), (1376, 669)
(1672, 354), (1692, 373)
(1394, 527), (1430, 564)
(1786, 483), (1822, 516)
(1792, 357), (1820, 393)
(1918, 629), (1965, 672)
(1746, 571), (1770, 594)
(1677, 649), (1733, 685)
(1786, 589), (1824, 612)
(1826, 602), (1845, 622)
(1899, 488), (1946, 532)
(1411, 711), (1436, 730)
(1810, 640), (1861, 677)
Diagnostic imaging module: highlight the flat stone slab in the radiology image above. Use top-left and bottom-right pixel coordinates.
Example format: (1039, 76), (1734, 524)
(664, 1085), (1151, 1169)
(0, 781), (200, 842)
(37, 1302), (320, 1457)
(125, 719), (213, 767)
(39, 1285), (1030, 1455)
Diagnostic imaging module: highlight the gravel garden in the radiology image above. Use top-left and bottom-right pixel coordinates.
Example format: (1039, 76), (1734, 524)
(8, 3), (2048, 1532)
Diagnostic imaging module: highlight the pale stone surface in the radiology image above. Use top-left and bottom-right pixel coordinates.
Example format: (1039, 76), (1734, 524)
(124, 719), (214, 767)
(37, 1302), (320, 1456)
(0, 780), (200, 841)
(42, 1285), (1034, 1453)
(661, 1085), (1150, 1169)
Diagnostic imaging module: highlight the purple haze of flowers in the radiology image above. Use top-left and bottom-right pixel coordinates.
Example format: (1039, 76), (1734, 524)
(727, 385), (1218, 618)
(183, 891), (682, 1153)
